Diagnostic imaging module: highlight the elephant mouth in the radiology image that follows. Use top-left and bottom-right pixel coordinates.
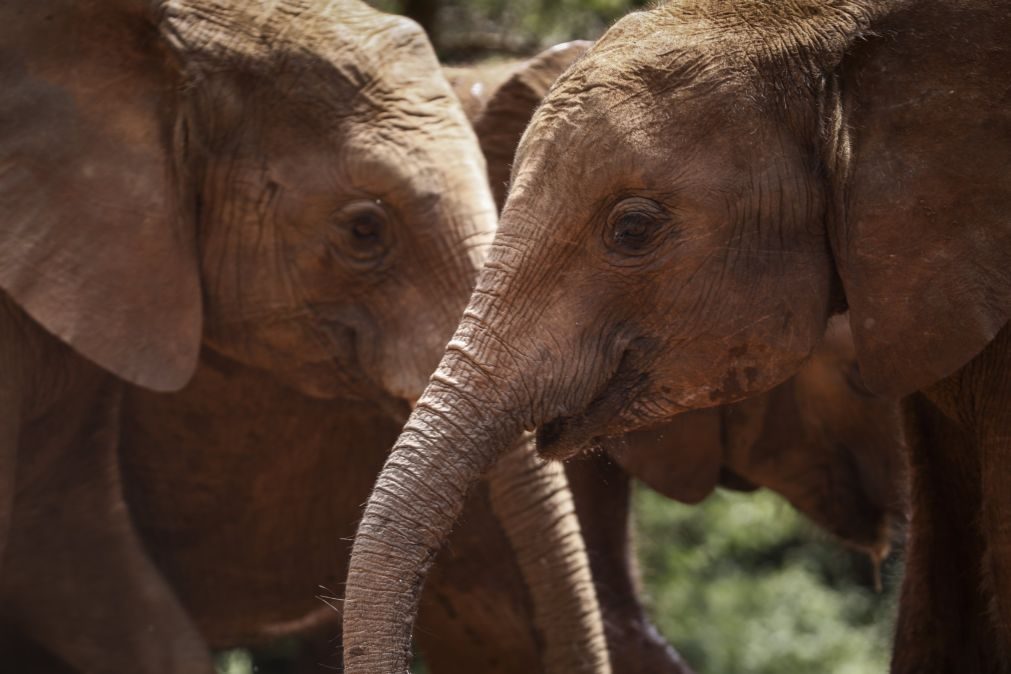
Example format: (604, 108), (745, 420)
(536, 354), (650, 460)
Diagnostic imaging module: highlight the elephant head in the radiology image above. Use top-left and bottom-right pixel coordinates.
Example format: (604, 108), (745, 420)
(343, 2), (1009, 671)
(0, 0), (496, 407)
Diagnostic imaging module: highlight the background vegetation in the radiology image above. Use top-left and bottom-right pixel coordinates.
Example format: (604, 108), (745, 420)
(216, 2), (903, 671)
(635, 488), (901, 674)
(369, 0), (651, 59)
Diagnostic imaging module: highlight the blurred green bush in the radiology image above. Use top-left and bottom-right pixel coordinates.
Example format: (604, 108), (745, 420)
(634, 486), (900, 674)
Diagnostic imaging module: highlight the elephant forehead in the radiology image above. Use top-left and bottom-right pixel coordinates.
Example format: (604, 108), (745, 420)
(170, 0), (456, 116)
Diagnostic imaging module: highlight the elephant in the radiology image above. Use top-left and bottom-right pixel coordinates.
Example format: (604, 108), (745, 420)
(0, 0), (542, 671)
(342, 1), (1009, 673)
(109, 31), (608, 674)
(463, 43), (905, 673)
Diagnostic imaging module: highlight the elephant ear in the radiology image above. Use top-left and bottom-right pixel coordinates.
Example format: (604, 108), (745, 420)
(726, 321), (902, 555)
(609, 409), (724, 505)
(832, 2), (1011, 398)
(442, 62), (516, 124)
(475, 41), (592, 209)
(0, 2), (201, 392)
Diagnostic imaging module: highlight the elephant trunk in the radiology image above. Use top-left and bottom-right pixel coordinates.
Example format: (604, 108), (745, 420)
(342, 325), (611, 673)
(488, 438), (612, 673)
(342, 356), (526, 673)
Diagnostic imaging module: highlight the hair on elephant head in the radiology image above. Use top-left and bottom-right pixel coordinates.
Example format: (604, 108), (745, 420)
(0, 0), (495, 405)
(343, 1), (1009, 671)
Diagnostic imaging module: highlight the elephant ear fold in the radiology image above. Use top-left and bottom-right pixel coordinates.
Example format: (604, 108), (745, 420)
(475, 41), (593, 208)
(831, 4), (1011, 398)
(0, 4), (202, 391)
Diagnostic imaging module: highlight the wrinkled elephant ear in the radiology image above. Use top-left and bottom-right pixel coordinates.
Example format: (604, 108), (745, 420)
(0, 2), (201, 392)
(475, 41), (593, 208)
(831, 4), (1010, 398)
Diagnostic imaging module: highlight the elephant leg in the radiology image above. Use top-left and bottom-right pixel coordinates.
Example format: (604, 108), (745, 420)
(566, 452), (696, 674)
(892, 391), (997, 673)
(0, 411), (15, 574)
(894, 323), (1011, 674)
(1, 383), (213, 674)
(976, 325), (1011, 659)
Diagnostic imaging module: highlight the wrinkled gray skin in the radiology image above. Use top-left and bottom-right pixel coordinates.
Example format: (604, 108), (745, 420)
(343, 1), (1009, 672)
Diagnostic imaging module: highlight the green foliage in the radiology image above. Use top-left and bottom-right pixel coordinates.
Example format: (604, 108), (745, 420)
(214, 650), (253, 674)
(634, 486), (900, 674)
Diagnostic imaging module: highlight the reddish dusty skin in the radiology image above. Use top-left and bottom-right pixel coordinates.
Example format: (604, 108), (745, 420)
(342, 1), (1009, 672)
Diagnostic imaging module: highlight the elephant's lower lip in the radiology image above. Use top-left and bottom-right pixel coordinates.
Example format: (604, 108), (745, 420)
(535, 415), (599, 460)
(536, 404), (626, 460)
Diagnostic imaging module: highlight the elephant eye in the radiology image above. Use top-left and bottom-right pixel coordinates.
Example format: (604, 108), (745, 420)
(331, 199), (392, 264)
(351, 210), (382, 241)
(606, 197), (669, 255)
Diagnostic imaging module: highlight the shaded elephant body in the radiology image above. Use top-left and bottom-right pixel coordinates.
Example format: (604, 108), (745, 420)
(343, 1), (1009, 672)
(0, 297), (208, 673)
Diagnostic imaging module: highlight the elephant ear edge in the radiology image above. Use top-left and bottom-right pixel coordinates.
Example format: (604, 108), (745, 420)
(0, 2), (202, 392)
(475, 40), (593, 209)
(831, 1), (1011, 398)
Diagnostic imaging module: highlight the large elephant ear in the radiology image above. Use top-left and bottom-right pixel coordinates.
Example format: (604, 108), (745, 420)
(832, 3), (1011, 398)
(0, 2), (201, 391)
(475, 41), (593, 208)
